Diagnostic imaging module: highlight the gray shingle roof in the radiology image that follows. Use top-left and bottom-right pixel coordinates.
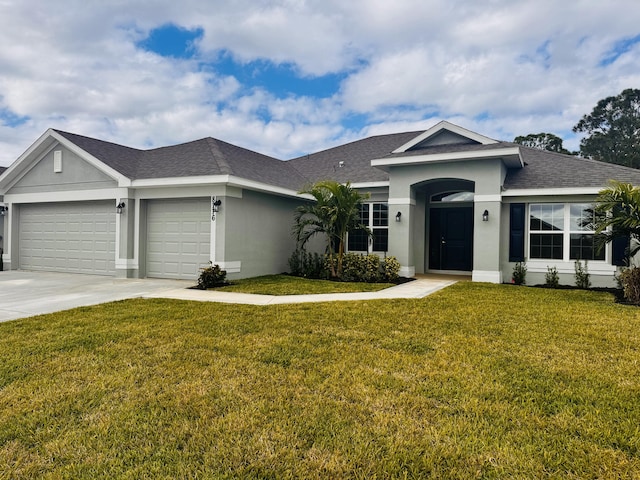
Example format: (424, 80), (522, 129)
(504, 145), (640, 190)
(53, 128), (640, 194)
(288, 131), (421, 184)
(54, 130), (308, 191)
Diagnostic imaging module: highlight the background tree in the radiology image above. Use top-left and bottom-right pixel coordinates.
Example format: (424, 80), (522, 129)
(513, 132), (573, 154)
(293, 180), (369, 278)
(573, 88), (640, 168)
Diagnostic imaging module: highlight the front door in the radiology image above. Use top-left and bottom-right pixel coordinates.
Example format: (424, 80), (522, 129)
(429, 207), (473, 271)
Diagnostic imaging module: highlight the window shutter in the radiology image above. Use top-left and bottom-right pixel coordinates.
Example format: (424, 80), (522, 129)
(509, 203), (526, 262)
(612, 236), (629, 266)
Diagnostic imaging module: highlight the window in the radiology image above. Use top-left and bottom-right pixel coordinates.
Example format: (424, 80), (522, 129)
(529, 203), (605, 261)
(569, 204), (605, 261)
(431, 191), (474, 202)
(347, 203), (388, 253)
(529, 204), (564, 259)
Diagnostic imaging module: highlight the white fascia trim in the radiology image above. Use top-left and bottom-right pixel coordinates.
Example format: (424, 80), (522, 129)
(502, 187), (602, 197)
(131, 175), (312, 200)
(226, 176), (311, 199)
(472, 270), (502, 284)
(474, 194), (502, 202)
(350, 181), (389, 189)
(373, 147), (522, 168)
(5, 187), (130, 204)
(0, 131), (54, 192)
(387, 197), (417, 205)
(392, 121), (499, 153)
(49, 130), (132, 187)
(131, 175), (230, 187)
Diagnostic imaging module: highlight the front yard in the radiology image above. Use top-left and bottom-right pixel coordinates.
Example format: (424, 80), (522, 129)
(1, 283), (639, 478)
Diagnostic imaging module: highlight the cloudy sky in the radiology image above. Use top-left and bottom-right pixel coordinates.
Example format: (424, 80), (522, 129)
(0, 0), (639, 167)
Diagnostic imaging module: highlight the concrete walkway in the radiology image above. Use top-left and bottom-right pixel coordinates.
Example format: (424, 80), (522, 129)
(143, 276), (458, 305)
(0, 271), (458, 322)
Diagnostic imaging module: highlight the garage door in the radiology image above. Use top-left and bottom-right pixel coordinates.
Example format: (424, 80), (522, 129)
(146, 198), (211, 280)
(19, 201), (116, 275)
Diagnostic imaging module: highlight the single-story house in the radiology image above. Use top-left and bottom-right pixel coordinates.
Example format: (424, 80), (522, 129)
(1, 120), (639, 287)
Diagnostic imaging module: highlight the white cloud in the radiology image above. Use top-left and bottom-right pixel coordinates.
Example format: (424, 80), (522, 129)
(0, 0), (639, 166)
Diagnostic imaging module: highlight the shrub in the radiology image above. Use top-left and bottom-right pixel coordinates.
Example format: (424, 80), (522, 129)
(340, 253), (371, 282)
(512, 262), (527, 285)
(545, 266), (559, 288)
(620, 267), (640, 304)
(334, 253), (401, 283)
(197, 262), (227, 289)
(574, 260), (591, 289)
(382, 256), (401, 282)
(288, 249), (327, 279)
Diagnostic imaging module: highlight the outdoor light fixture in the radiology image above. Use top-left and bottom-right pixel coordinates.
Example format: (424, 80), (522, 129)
(212, 199), (222, 212)
(395, 211), (402, 222)
(0, 205), (7, 216)
(116, 202), (126, 214)
(482, 209), (489, 222)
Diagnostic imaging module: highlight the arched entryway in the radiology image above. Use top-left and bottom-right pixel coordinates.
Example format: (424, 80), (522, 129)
(419, 180), (475, 274)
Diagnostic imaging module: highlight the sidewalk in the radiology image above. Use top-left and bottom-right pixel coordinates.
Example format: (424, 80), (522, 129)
(143, 276), (458, 305)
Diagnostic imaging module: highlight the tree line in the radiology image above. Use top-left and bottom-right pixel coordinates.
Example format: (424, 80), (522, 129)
(514, 88), (640, 169)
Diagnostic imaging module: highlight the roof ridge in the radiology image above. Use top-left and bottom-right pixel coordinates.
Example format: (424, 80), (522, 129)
(205, 137), (233, 175)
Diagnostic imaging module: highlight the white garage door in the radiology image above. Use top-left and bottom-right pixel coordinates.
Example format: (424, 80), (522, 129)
(19, 201), (116, 275)
(146, 198), (211, 280)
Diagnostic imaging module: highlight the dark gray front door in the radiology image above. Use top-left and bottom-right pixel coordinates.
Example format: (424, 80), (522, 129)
(429, 206), (473, 271)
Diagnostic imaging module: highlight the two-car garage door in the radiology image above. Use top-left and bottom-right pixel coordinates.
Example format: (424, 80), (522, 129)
(19, 201), (116, 275)
(17, 198), (210, 280)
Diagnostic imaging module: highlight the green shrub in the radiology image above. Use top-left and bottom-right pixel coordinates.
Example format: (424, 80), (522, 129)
(339, 253), (401, 283)
(288, 249), (327, 279)
(545, 266), (559, 288)
(512, 262), (527, 285)
(574, 260), (591, 289)
(382, 256), (401, 282)
(620, 267), (640, 304)
(197, 262), (227, 289)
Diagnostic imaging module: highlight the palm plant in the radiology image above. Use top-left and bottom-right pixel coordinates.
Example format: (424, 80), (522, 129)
(293, 180), (369, 278)
(591, 180), (640, 261)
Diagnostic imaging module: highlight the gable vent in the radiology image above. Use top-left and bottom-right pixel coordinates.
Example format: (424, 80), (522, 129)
(53, 150), (62, 173)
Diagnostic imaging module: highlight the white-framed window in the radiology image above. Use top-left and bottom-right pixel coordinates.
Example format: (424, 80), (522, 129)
(529, 203), (605, 261)
(347, 203), (389, 253)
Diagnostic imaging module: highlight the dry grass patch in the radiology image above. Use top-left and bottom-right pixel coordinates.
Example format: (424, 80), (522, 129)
(1, 283), (639, 478)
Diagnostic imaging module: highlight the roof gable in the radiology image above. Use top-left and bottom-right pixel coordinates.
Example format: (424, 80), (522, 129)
(392, 120), (498, 153)
(0, 129), (130, 193)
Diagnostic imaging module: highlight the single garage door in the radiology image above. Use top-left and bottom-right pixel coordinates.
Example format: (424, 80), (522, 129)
(19, 201), (116, 275)
(146, 198), (211, 280)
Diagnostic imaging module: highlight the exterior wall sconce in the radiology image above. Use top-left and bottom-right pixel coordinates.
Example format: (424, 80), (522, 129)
(212, 199), (222, 212)
(0, 205), (7, 216)
(395, 211), (402, 222)
(116, 202), (126, 214)
(482, 209), (489, 222)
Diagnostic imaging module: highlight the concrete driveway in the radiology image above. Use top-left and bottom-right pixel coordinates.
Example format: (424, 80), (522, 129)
(0, 271), (194, 323)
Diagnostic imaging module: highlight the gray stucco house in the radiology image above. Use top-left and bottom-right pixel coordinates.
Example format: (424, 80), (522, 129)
(1, 120), (640, 286)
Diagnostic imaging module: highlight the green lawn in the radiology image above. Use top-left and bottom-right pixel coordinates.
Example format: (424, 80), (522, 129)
(215, 274), (394, 295)
(1, 283), (639, 478)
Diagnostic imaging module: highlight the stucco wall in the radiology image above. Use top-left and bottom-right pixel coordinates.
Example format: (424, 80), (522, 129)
(221, 189), (302, 279)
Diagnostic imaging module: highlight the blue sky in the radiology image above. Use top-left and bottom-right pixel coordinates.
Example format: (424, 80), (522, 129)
(0, 0), (639, 166)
